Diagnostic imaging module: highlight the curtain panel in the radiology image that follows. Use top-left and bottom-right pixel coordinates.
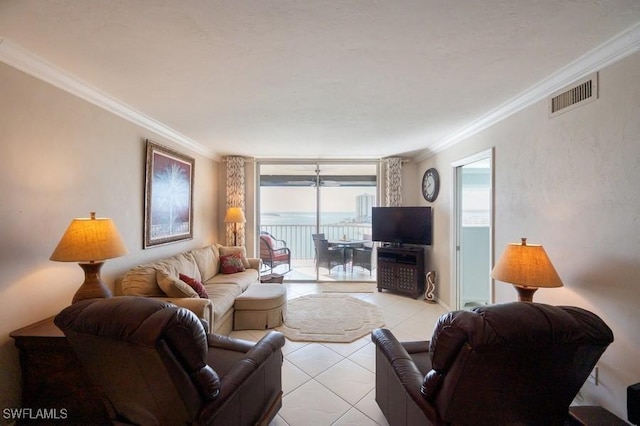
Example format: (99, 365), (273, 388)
(384, 157), (403, 207)
(225, 156), (246, 246)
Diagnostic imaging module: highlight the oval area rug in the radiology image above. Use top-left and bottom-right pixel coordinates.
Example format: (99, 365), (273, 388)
(277, 294), (385, 343)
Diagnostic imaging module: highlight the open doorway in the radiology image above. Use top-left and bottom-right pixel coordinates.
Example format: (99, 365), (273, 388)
(451, 149), (493, 309)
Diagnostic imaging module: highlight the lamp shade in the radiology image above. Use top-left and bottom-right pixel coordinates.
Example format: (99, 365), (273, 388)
(491, 238), (563, 289)
(224, 207), (246, 224)
(50, 212), (128, 262)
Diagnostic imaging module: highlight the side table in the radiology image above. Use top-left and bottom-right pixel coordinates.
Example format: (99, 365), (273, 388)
(260, 273), (284, 284)
(568, 405), (628, 425)
(10, 317), (109, 424)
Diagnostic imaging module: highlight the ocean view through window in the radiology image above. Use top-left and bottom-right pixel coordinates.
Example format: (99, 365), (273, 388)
(258, 162), (378, 282)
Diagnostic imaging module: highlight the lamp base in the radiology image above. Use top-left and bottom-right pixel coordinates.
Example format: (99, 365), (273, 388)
(514, 285), (537, 302)
(72, 262), (113, 304)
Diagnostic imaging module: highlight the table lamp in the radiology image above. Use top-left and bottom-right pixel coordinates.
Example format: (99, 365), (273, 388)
(491, 237), (563, 302)
(224, 207), (246, 246)
(50, 212), (128, 303)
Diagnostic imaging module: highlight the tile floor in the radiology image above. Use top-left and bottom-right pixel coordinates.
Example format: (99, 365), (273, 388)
(228, 282), (448, 426)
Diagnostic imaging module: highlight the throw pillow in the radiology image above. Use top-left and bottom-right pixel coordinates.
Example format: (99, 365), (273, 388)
(179, 273), (209, 299)
(220, 252), (246, 274)
(217, 245), (251, 269)
(156, 268), (199, 298)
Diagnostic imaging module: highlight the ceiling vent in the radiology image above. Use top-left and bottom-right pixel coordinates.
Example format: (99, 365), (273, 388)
(549, 73), (598, 117)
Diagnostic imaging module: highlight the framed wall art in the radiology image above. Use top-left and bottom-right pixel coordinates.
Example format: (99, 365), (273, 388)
(144, 140), (194, 248)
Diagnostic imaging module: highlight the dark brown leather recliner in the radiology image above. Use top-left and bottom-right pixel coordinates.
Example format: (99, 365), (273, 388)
(54, 296), (285, 426)
(372, 302), (614, 426)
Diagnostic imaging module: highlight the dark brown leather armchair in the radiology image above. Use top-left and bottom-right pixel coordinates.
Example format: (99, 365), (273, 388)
(54, 296), (285, 426)
(372, 302), (614, 426)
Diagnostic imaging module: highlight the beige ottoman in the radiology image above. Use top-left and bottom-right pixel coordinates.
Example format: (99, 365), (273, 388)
(233, 284), (287, 330)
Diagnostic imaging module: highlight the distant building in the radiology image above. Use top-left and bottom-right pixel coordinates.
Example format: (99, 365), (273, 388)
(355, 194), (375, 223)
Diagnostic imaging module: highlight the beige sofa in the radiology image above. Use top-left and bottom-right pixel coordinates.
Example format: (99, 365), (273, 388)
(116, 244), (260, 334)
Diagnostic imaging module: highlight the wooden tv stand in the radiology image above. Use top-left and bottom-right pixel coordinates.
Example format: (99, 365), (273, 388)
(377, 245), (426, 298)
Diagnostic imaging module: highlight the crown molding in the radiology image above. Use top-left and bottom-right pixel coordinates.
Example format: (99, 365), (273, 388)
(0, 37), (218, 160)
(414, 22), (640, 162)
(3, 19), (639, 165)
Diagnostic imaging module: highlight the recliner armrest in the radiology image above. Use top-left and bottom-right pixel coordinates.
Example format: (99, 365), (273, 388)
(201, 331), (285, 424)
(372, 328), (426, 387)
(372, 328), (438, 423)
(208, 334), (256, 353)
(207, 331), (285, 377)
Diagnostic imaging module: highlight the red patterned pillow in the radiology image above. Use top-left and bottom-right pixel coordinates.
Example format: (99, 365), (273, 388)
(220, 252), (246, 274)
(178, 273), (209, 298)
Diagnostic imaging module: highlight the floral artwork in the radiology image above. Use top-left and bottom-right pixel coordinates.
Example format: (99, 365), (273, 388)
(144, 140), (194, 248)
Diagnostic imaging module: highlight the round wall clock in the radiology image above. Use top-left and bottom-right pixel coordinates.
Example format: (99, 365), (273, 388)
(422, 168), (440, 202)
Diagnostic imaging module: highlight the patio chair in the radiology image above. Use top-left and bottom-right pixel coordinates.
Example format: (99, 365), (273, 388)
(312, 233), (327, 253)
(352, 233), (373, 275)
(260, 232), (291, 273)
(313, 237), (346, 274)
(352, 247), (373, 275)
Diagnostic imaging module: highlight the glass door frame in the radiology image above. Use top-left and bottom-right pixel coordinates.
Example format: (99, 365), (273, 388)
(449, 148), (494, 309)
(256, 159), (381, 283)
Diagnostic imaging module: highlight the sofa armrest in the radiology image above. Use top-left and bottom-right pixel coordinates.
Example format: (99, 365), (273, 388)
(153, 297), (214, 333)
(246, 257), (262, 271)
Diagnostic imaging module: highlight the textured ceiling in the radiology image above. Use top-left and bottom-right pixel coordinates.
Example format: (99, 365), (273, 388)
(1, 1), (640, 159)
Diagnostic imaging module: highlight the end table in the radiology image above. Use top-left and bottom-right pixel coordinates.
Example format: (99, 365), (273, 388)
(260, 273), (284, 284)
(568, 405), (627, 425)
(10, 317), (109, 424)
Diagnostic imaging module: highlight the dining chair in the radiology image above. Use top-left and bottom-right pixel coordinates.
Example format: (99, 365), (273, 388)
(313, 238), (346, 273)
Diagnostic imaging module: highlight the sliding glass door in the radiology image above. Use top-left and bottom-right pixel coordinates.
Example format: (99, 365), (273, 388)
(258, 161), (378, 282)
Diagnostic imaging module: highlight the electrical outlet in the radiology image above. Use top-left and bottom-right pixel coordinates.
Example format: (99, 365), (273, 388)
(588, 366), (599, 385)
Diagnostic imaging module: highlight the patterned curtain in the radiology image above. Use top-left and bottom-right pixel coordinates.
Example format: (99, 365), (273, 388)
(225, 156), (246, 246)
(384, 157), (403, 207)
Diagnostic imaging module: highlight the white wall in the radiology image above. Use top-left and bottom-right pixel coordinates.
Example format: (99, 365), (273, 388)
(417, 52), (640, 419)
(0, 62), (220, 410)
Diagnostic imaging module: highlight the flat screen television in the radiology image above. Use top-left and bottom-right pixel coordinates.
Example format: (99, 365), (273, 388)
(372, 206), (432, 246)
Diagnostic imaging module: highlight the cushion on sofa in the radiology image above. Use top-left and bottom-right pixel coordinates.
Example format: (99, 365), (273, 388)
(120, 264), (166, 297)
(158, 252), (202, 282)
(157, 268), (199, 298)
(206, 269), (259, 291)
(189, 245), (220, 282)
(220, 253), (246, 274)
(179, 273), (209, 298)
(203, 283), (244, 324)
(217, 245), (251, 269)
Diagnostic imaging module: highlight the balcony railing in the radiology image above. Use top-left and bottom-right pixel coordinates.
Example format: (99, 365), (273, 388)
(260, 224), (372, 260)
